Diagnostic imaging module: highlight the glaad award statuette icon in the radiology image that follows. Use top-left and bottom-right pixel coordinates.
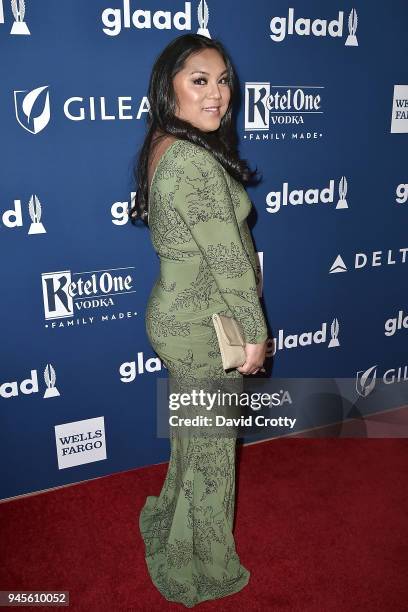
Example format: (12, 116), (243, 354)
(336, 176), (348, 209)
(328, 318), (340, 348)
(10, 0), (31, 35)
(345, 8), (358, 47)
(44, 364), (60, 398)
(28, 195), (46, 235)
(197, 0), (210, 38)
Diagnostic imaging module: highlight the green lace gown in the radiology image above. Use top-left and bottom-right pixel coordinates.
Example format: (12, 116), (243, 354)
(139, 139), (268, 607)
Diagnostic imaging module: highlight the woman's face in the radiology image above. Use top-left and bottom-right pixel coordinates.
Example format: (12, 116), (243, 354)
(172, 48), (231, 132)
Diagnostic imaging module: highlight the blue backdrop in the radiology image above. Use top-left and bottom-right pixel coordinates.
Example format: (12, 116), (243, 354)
(1, 0), (407, 500)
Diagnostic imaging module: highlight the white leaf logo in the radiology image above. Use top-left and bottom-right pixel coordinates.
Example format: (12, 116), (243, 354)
(14, 85), (51, 134)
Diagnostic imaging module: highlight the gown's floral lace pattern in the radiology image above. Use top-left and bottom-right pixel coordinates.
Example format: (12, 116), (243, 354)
(140, 139), (268, 607)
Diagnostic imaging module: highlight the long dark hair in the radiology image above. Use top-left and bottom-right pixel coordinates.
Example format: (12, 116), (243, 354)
(128, 33), (260, 226)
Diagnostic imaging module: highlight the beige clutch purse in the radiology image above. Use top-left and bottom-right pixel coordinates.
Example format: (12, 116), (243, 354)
(212, 313), (246, 370)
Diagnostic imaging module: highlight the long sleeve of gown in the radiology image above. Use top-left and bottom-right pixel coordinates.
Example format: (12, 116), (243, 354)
(172, 145), (268, 344)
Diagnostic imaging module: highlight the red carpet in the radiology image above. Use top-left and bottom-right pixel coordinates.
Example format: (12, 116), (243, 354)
(1, 438), (407, 611)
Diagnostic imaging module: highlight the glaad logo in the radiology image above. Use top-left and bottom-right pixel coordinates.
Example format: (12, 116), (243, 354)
(119, 353), (167, 381)
(41, 266), (136, 328)
(244, 83), (324, 138)
(0, 364), (60, 399)
(396, 183), (408, 204)
(390, 85), (408, 134)
(14, 85), (50, 134)
(268, 317), (340, 357)
(1, 195), (47, 234)
(265, 176), (348, 214)
(385, 309), (408, 337)
(269, 7), (358, 46)
(112, 192), (137, 225)
(0, 0), (31, 34)
(356, 364), (408, 397)
(100, 1), (211, 38)
(329, 248), (408, 273)
(55, 416), (107, 470)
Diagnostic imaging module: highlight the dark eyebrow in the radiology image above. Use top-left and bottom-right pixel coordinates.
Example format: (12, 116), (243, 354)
(190, 69), (228, 76)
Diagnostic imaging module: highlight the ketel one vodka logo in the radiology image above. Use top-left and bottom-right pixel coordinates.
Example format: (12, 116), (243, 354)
(0, 0), (31, 34)
(14, 85), (50, 134)
(269, 7), (358, 46)
(244, 84), (323, 131)
(1, 195), (46, 234)
(41, 266), (135, 324)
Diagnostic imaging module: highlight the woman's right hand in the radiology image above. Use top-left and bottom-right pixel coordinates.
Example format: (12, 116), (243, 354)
(236, 341), (267, 375)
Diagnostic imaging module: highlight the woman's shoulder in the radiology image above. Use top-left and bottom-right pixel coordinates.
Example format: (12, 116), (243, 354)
(151, 137), (231, 197)
(169, 139), (220, 169)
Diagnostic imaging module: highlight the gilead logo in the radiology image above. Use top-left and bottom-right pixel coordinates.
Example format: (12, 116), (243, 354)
(355, 365), (377, 397)
(14, 85), (50, 134)
(14, 84), (154, 133)
(101, 0), (192, 36)
(356, 365), (408, 397)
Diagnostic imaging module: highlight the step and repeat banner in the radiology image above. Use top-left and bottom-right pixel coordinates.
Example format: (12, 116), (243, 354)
(0, 1), (407, 500)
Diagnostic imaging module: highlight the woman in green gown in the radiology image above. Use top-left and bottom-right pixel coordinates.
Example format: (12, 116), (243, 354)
(130, 33), (268, 608)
